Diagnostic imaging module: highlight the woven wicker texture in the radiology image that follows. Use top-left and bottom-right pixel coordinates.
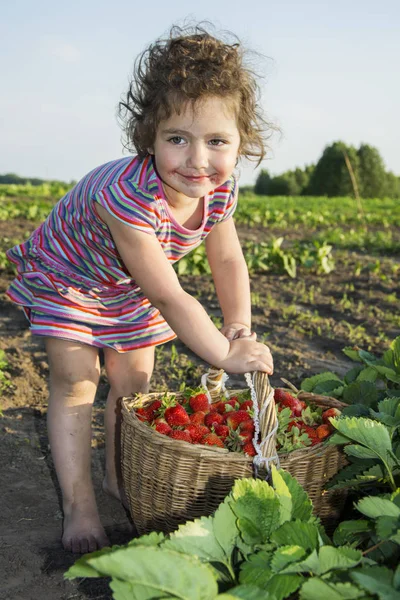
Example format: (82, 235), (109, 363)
(121, 371), (347, 535)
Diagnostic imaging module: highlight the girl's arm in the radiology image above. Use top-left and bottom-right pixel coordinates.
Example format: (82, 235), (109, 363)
(205, 217), (252, 338)
(96, 205), (273, 374)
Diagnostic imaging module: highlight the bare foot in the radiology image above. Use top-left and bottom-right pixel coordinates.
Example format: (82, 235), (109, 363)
(102, 477), (130, 510)
(62, 506), (110, 554)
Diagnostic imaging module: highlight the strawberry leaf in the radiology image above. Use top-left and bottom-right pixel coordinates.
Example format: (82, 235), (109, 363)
(263, 573), (303, 599)
(329, 417), (392, 465)
(299, 577), (366, 599)
(356, 496), (400, 519)
(230, 478), (281, 545)
(351, 566), (399, 600)
(216, 585), (269, 599)
(301, 372), (342, 393)
(332, 519), (371, 546)
(270, 521), (319, 552)
(278, 469), (313, 522)
(270, 545), (306, 571)
(78, 546), (218, 599)
(238, 550), (274, 587)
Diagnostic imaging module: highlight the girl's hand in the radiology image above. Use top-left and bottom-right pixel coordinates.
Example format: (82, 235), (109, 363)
(221, 322), (257, 341)
(220, 337), (274, 375)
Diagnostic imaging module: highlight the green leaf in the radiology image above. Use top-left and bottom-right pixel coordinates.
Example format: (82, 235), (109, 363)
(270, 521), (319, 552)
(239, 551), (274, 587)
(375, 516), (400, 540)
(341, 404), (371, 418)
(129, 531), (165, 546)
(356, 367), (378, 383)
(270, 545), (306, 571)
(277, 469), (313, 522)
(216, 585), (269, 599)
(358, 350), (379, 365)
(265, 573), (303, 600)
(377, 397), (400, 417)
(327, 463), (384, 491)
(164, 496), (238, 568)
(344, 445), (380, 460)
(342, 348), (363, 363)
(351, 566), (398, 600)
(344, 365), (365, 385)
(393, 563), (400, 590)
(374, 366), (400, 384)
(329, 417), (392, 464)
(65, 544), (124, 579)
(332, 520), (371, 546)
(356, 496), (400, 519)
(84, 546), (218, 599)
(342, 382), (378, 407)
(301, 372), (342, 393)
(230, 478), (281, 545)
(317, 546), (363, 574)
(271, 467), (292, 524)
(313, 381), (344, 396)
(300, 578), (366, 599)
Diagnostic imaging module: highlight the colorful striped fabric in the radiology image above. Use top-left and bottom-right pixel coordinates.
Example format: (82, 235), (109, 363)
(6, 155), (238, 351)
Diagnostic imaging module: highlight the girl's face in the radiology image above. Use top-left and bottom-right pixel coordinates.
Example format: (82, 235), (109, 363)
(151, 96), (241, 204)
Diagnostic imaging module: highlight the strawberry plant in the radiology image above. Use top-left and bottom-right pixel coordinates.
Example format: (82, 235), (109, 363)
(66, 467), (400, 599)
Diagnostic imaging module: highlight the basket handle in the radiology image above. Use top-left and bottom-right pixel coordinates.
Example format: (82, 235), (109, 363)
(203, 367), (279, 474)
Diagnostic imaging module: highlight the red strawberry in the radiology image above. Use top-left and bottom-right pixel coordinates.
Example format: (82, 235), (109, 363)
(281, 397), (306, 418)
(303, 425), (321, 446)
(288, 420), (305, 432)
(274, 389), (296, 403)
(154, 419), (172, 436)
(136, 407), (152, 422)
(240, 400), (253, 412)
(213, 424), (229, 440)
(225, 398), (240, 410)
(243, 441), (257, 456)
(204, 412), (225, 428)
(190, 411), (206, 425)
(226, 410), (251, 431)
(168, 430), (192, 443)
(164, 405), (190, 427)
(200, 433), (225, 448)
(215, 401), (228, 414)
(316, 424), (331, 439)
(322, 408), (342, 424)
(239, 419), (255, 435)
(238, 431), (253, 444)
(184, 424), (209, 443)
(189, 393), (210, 413)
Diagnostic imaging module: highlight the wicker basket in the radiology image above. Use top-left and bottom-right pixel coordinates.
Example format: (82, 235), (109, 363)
(121, 370), (347, 535)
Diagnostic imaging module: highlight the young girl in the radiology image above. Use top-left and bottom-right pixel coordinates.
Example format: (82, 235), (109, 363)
(6, 24), (274, 553)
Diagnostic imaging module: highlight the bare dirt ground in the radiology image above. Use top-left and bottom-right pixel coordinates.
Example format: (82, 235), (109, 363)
(0, 218), (399, 599)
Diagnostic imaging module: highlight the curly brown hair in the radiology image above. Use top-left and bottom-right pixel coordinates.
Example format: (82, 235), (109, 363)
(118, 24), (277, 166)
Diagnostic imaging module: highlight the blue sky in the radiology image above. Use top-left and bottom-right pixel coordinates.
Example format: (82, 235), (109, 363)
(1, 0), (399, 185)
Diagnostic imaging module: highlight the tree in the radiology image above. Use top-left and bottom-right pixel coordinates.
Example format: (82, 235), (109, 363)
(254, 169), (271, 195)
(357, 144), (387, 198)
(307, 141), (360, 197)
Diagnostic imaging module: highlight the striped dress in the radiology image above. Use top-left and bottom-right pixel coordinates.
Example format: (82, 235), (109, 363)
(6, 155), (238, 351)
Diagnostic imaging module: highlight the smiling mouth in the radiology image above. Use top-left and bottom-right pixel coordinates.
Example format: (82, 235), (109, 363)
(180, 174), (210, 182)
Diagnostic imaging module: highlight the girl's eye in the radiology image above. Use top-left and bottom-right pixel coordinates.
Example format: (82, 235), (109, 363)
(168, 136), (185, 145)
(209, 139), (226, 146)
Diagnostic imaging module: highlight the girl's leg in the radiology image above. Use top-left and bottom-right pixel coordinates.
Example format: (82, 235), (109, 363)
(102, 345), (155, 501)
(45, 337), (108, 553)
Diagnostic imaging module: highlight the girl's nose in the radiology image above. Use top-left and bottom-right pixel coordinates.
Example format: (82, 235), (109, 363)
(187, 143), (208, 169)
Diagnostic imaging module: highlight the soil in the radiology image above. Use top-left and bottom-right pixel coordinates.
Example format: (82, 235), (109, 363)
(0, 218), (399, 600)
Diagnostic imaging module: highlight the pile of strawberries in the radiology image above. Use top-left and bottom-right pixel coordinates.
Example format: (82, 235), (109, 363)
(134, 386), (341, 457)
(135, 388), (258, 456)
(274, 388), (341, 451)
